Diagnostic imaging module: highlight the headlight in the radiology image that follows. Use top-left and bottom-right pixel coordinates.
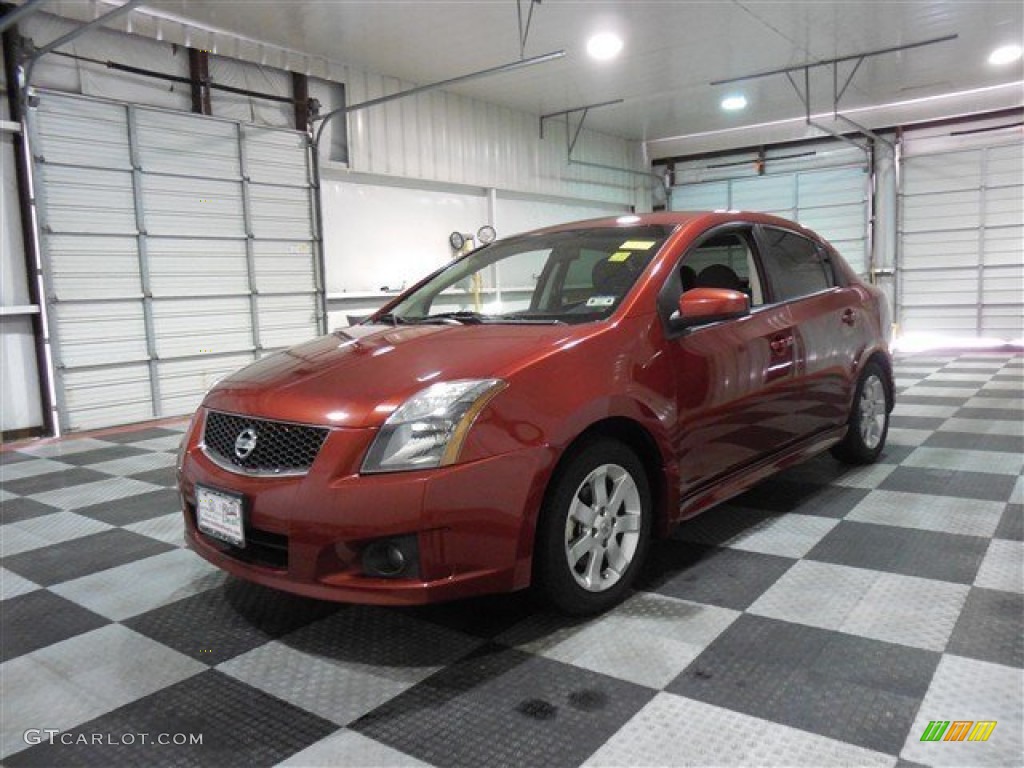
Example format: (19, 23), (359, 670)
(361, 379), (507, 473)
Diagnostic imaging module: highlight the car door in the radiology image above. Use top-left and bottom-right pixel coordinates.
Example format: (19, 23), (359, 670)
(660, 225), (804, 498)
(753, 225), (860, 435)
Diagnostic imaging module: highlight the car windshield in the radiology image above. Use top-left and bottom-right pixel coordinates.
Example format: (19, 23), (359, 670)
(377, 225), (674, 326)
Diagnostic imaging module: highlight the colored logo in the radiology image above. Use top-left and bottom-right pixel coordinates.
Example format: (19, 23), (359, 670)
(920, 721), (997, 742)
(234, 428), (258, 460)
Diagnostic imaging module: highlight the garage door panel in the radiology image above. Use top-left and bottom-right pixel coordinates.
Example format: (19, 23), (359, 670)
(903, 152), (982, 194)
(983, 227), (1024, 265)
(39, 166), (137, 234)
(985, 143), (1023, 189)
(984, 186), (1022, 227)
(798, 168), (865, 207)
(135, 110), (241, 179)
(257, 294), (320, 349)
(48, 235), (141, 300)
(901, 270), (979, 306)
(982, 306), (1024, 336)
(253, 241), (316, 294)
(901, 306), (979, 334)
(245, 129), (310, 187)
(798, 204), (865, 243)
(34, 95), (131, 170)
(147, 238), (249, 298)
(152, 297), (254, 359)
(732, 176), (794, 210)
(141, 176), (245, 237)
(902, 189), (981, 232)
(157, 353), (256, 417)
(982, 265), (1024, 307)
(249, 185), (314, 239)
(671, 181), (729, 210)
(55, 302), (148, 367)
(62, 364), (154, 431)
(902, 231), (978, 269)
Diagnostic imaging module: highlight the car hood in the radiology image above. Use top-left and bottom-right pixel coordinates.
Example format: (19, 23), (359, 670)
(203, 322), (583, 428)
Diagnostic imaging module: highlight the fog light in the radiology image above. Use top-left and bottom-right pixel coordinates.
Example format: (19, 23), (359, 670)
(361, 536), (419, 579)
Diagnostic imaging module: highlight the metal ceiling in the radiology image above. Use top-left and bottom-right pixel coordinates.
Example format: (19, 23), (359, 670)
(19, 1), (1024, 155)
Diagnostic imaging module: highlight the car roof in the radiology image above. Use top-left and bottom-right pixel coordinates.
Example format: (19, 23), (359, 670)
(525, 210), (823, 241)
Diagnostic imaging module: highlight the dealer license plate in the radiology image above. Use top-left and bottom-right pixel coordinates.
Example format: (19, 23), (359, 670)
(196, 485), (245, 547)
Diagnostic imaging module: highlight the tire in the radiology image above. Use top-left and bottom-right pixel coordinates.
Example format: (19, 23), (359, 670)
(831, 360), (891, 465)
(535, 438), (653, 615)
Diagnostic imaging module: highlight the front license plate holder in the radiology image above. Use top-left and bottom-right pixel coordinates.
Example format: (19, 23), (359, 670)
(196, 484), (246, 548)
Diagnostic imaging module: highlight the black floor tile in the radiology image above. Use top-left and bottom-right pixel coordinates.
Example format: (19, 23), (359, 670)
(53, 445), (151, 467)
(98, 427), (184, 444)
(946, 587), (1024, 668)
(639, 541), (796, 610)
(880, 466), (1017, 503)
(953, 407), (1023, 421)
(124, 578), (340, 665)
(411, 591), (544, 640)
(667, 614), (938, 755)
(733, 480), (870, 518)
(75, 488), (181, 526)
(0, 497), (61, 524)
(352, 643), (654, 768)
(890, 415), (947, 431)
(896, 395), (969, 407)
(0, 451), (37, 465)
(129, 466), (178, 487)
(1, 590), (110, 662)
(5, 670), (338, 768)
(2, 529), (176, 586)
(807, 522), (988, 584)
(0, 466), (107, 496)
(995, 504), (1023, 541)
(923, 431), (1024, 453)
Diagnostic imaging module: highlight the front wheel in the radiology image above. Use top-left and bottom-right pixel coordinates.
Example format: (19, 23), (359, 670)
(535, 439), (653, 615)
(831, 360), (891, 464)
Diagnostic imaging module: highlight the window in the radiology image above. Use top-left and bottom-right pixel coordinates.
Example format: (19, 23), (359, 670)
(758, 228), (833, 301)
(682, 231), (764, 306)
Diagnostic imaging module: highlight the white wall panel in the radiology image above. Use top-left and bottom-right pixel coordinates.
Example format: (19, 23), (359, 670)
(253, 241), (316, 294)
(257, 294), (320, 350)
(495, 196), (627, 237)
(156, 354), (256, 417)
(246, 129), (310, 186)
(249, 184), (313, 239)
(152, 297), (253, 358)
(135, 110), (241, 179)
(38, 166), (137, 234)
(33, 94), (131, 169)
(141, 175), (245, 237)
(0, 318), (44, 433)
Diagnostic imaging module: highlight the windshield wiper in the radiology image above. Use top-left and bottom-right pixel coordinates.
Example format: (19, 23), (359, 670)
(367, 312), (410, 326)
(412, 311), (488, 325)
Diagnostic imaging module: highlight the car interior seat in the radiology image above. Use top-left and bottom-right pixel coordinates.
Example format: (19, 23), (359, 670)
(696, 263), (744, 292)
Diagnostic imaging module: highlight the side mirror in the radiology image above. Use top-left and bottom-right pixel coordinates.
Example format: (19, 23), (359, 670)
(671, 287), (750, 328)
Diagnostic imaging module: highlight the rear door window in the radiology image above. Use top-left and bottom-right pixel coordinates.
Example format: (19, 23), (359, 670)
(757, 228), (834, 302)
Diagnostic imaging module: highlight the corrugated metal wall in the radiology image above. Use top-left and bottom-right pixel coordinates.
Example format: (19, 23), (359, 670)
(668, 141), (870, 275)
(29, 91), (321, 431)
(899, 120), (1023, 338)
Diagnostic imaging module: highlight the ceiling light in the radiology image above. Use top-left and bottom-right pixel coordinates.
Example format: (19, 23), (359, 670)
(587, 33), (623, 61)
(721, 94), (748, 111)
(988, 44), (1023, 66)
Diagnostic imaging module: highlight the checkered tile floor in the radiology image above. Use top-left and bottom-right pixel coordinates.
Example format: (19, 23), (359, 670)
(1, 353), (1021, 767)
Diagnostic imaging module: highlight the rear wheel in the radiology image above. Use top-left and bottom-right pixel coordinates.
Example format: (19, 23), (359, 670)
(535, 439), (652, 615)
(831, 360), (890, 464)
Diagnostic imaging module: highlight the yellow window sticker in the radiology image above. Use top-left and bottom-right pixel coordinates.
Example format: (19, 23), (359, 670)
(608, 251), (631, 262)
(620, 240), (656, 250)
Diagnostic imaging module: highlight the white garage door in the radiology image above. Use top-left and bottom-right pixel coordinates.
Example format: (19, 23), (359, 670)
(669, 141), (870, 275)
(29, 91), (323, 432)
(899, 120), (1023, 339)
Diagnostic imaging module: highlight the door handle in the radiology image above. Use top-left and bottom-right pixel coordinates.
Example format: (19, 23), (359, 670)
(770, 335), (793, 355)
(841, 308), (857, 326)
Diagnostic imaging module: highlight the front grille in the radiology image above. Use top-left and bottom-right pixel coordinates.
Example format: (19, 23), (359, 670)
(203, 410), (328, 475)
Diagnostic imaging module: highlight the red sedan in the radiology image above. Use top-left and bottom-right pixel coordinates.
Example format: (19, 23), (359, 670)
(177, 211), (893, 614)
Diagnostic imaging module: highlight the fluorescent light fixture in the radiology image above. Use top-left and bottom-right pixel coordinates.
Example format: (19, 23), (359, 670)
(892, 332), (1022, 354)
(587, 32), (623, 61)
(721, 94), (748, 111)
(988, 44), (1023, 66)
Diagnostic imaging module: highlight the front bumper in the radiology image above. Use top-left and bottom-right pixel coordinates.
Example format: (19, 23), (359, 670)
(179, 411), (554, 605)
